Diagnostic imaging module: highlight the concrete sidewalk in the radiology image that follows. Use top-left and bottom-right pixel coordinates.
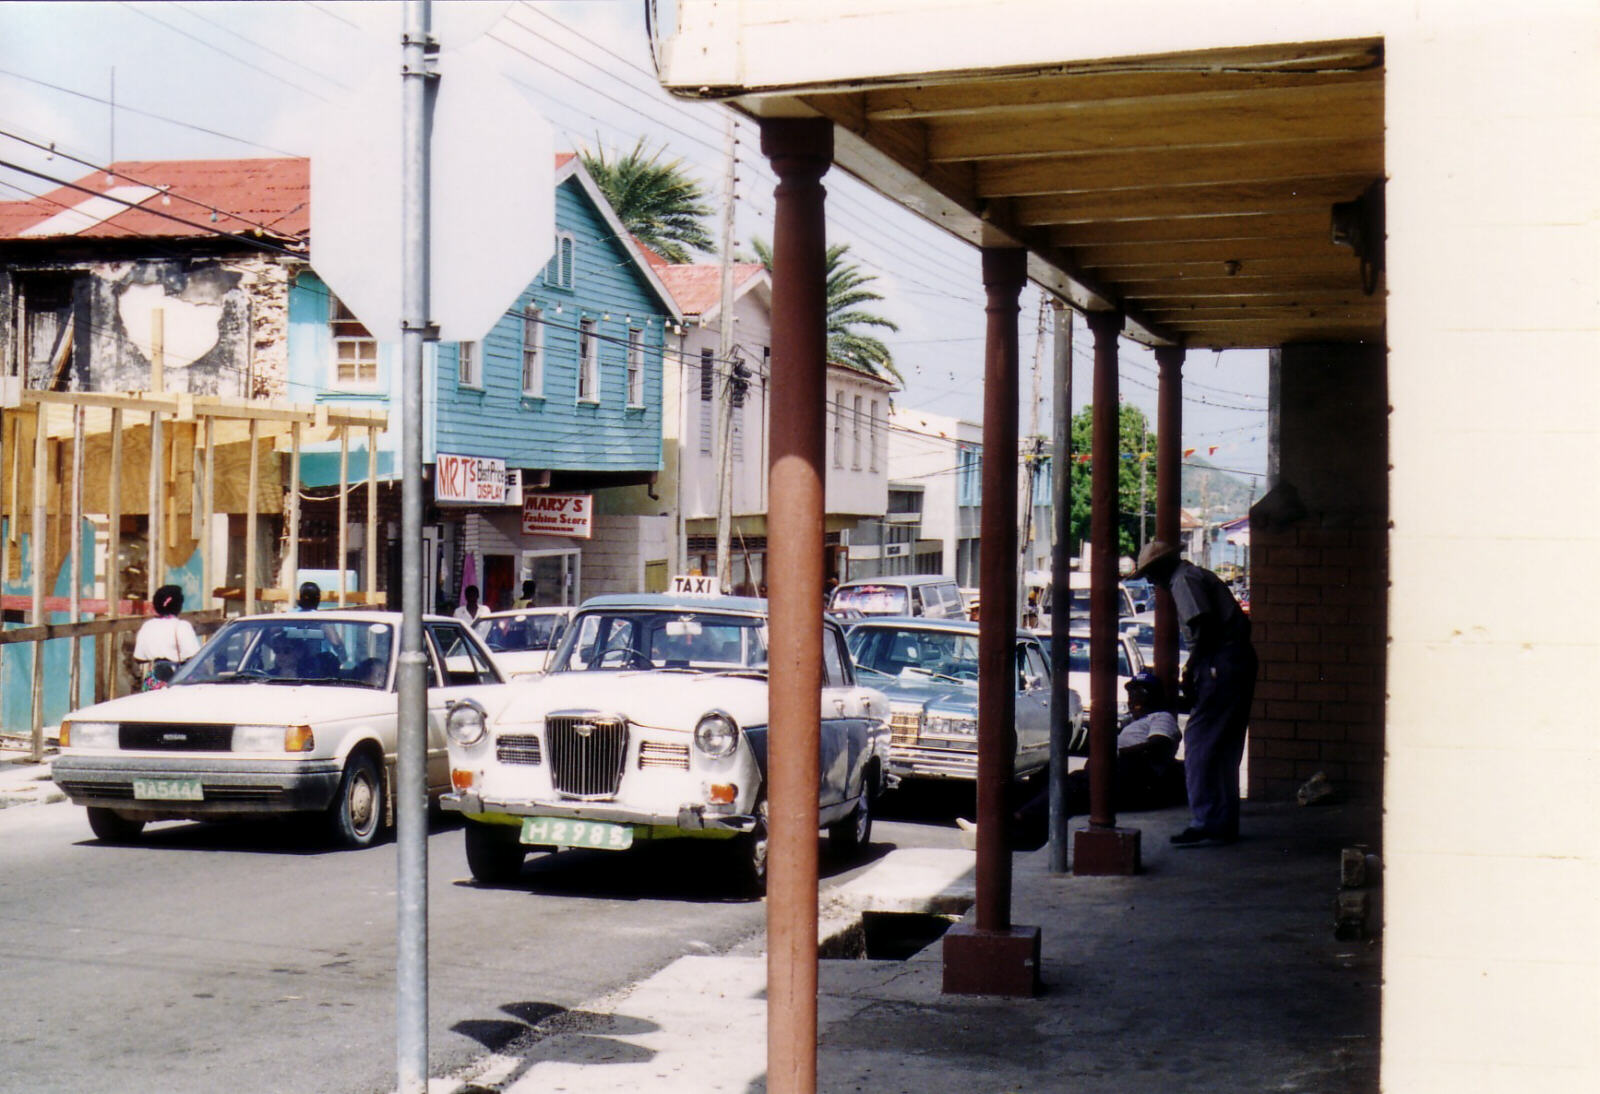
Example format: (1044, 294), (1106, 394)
(468, 799), (1382, 1094)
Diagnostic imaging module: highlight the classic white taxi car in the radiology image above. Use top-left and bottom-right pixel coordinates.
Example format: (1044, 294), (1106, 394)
(844, 617), (1082, 782)
(51, 611), (506, 848)
(441, 593), (892, 888)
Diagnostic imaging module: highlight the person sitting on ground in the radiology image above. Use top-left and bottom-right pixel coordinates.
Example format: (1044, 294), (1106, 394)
(1007, 670), (1185, 843)
(132, 584), (201, 691)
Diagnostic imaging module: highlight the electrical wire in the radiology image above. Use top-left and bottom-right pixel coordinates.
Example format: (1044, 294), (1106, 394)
(115, 2), (336, 103)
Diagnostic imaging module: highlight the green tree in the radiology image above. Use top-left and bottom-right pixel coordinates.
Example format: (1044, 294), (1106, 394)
(579, 139), (716, 264)
(751, 238), (901, 384)
(1065, 403), (1156, 560)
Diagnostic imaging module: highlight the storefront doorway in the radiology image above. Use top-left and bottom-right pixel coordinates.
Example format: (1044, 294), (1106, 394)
(521, 549), (580, 606)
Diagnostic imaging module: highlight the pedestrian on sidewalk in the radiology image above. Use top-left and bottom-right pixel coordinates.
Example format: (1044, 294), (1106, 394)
(1008, 670), (1185, 844)
(1129, 540), (1257, 847)
(453, 585), (489, 625)
(132, 584), (200, 691)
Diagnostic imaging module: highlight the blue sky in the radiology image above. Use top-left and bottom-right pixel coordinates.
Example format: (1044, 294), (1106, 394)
(0, 0), (1268, 479)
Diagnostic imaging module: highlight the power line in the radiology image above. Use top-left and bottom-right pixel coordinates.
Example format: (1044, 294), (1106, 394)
(0, 66), (304, 158)
(115, 2), (335, 103)
(172, 1), (355, 92)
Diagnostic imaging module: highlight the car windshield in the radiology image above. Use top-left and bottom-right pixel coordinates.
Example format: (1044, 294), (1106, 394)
(1057, 635), (1134, 677)
(829, 584), (907, 615)
(172, 618), (394, 688)
(476, 613), (564, 653)
(549, 609), (768, 673)
(847, 625), (979, 683)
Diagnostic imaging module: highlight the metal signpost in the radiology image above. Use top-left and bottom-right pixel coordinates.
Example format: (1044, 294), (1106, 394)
(311, 3), (548, 1088)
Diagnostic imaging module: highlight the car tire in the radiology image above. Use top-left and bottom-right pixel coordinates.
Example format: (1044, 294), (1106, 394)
(464, 823), (526, 884)
(86, 807), (146, 843)
(827, 780), (873, 857)
(327, 752), (383, 849)
(731, 798), (769, 895)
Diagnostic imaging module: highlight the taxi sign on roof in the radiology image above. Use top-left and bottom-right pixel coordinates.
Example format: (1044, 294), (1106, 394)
(670, 575), (718, 596)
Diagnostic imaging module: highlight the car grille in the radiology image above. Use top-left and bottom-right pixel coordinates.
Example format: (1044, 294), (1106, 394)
(118, 723), (234, 752)
(495, 734), (543, 766)
(638, 741), (690, 771)
(545, 714), (629, 798)
(889, 710), (921, 747)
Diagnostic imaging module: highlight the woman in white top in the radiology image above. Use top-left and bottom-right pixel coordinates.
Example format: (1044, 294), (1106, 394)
(132, 584), (201, 690)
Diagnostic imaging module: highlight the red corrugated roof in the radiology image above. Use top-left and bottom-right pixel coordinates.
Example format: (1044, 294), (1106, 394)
(0, 152), (592, 247)
(658, 262), (766, 316)
(0, 157), (310, 243)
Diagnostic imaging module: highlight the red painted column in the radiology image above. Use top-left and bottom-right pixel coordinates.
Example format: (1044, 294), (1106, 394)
(975, 246), (1026, 933)
(1086, 308), (1124, 831)
(1154, 345), (1185, 698)
(759, 116), (831, 1094)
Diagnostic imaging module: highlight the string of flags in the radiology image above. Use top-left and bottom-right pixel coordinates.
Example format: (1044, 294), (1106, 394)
(1068, 445), (1222, 464)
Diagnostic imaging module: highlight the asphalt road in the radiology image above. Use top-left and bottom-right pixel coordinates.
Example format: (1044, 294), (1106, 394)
(0, 791), (960, 1094)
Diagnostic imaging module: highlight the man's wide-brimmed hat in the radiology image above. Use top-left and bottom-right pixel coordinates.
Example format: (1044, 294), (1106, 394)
(1129, 539), (1180, 579)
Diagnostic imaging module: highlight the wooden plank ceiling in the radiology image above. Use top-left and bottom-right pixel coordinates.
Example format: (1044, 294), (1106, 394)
(799, 39), (1385, 349)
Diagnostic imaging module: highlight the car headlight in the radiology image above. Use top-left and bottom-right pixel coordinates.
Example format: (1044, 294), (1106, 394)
(446, 700), (488, 747)
(61, 720), (117, 749)
(926, 714), (978, 737)
(694, 711), (739, 758)
(233, 724), (314, 752)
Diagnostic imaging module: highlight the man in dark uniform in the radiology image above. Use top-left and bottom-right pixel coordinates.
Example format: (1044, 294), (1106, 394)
(1129, 540), (1258, 846)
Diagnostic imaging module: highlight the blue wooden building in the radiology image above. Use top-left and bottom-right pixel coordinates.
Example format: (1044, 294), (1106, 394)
(288, 154), (680, 611)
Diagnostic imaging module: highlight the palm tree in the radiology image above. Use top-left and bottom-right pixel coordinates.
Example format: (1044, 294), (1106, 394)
(752, 238), (901, 385)
(579, 139), (716, 264)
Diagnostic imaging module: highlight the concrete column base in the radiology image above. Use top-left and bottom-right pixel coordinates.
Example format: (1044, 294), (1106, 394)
(941, 921), (1042, 997)
(1073, 826), (1142, 875)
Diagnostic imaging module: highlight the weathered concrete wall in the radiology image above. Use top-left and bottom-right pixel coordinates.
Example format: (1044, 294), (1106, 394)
(5, 253), (296, 397)
(1248, 340), (1387, 804)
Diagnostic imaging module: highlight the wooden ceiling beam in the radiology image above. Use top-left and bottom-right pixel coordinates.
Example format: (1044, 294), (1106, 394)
(1120, 273), (1383, 297)
(977, 137), (1382, 198)
(1015, 175), (1373, 224)
(1052, 212), (1330, 247)
(928, 82), (1381, 162)
(1090, 254), (1365, 283)
(866, 65), (1380, 122)
(1072, 235), (1354, 268)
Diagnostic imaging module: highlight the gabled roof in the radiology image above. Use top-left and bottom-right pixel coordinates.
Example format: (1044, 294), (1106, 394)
(656, 261), (769, 319)
(0, 157), (310, 244)
(553, 155), (683, 322)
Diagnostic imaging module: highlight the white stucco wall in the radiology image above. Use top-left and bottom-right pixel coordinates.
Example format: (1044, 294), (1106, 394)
(889, 406), (980, 578)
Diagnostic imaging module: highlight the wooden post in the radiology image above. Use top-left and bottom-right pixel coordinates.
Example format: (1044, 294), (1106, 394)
(148, 409), (163, 597)
(245, 418), (258, 615)
(107, 408), (123, 700)
(286, 421), (301, 603)
(68, 405), (83, 713)
(337, 425), (349, 606)
(366, 425), (378, 604)
(200, 415), (214, 611)
(30, 403), (48, 761)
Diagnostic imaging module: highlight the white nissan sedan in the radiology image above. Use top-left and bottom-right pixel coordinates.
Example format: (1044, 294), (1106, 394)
(52, 611), (507, 848)
(441, 593), (892, 890)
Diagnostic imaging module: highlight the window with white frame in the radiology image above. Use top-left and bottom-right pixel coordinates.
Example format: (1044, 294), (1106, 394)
(869, 399), (881, 472)
(577, 318), (599, 402)
(457, 340), (480, 387)
(852, 394), (863, 470)
(957, 443), (983, 506)
(330, 295), (378, 388)
(521, 306), (544, 396)
(626, 327), (644, 405)
(833, 391), (846, 467)
(699, 349), (714, 454)
(545, 232), (576, 289)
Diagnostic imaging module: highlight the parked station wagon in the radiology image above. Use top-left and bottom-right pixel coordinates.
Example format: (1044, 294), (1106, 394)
(441, 594), (892, 888)
(844, 617), (1082, 782)
(51, 612), (506, 848)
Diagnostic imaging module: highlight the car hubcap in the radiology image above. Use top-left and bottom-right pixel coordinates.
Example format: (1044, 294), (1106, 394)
(349, 774), (376, 833)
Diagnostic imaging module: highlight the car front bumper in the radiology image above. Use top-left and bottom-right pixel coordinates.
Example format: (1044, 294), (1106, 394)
(441, 790), (757, 835)
(52, 755), (344, 817)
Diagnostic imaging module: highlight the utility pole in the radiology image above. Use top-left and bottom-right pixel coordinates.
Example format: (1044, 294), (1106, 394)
(1047, 301), (1073, 873)
(1137, 415), (1148, 553)
(1018, 294), (1047, 623)
(714, 114), (739, 592)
